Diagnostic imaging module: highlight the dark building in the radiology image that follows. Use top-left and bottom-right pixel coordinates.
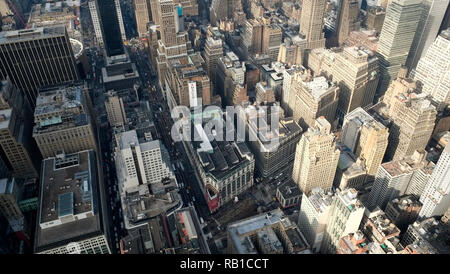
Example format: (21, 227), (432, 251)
(96, 0), (125, 57)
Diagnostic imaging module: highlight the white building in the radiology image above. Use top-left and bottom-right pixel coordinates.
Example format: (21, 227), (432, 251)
(88, 0), (104, 45)
(322, 188), (365, 254)
(115, 130), (175, 194)
(298, 188), (334, 253)
(414, 28), (450, 110)
(419, 143), (450, 218)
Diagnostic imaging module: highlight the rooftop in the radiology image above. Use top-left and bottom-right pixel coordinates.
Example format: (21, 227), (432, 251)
(0, 25), (67, 44)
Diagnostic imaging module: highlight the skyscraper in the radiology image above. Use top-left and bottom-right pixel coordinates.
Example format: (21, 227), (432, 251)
(0, 80), (40, 179)
(336, 0), (360, 45)
(406, 0), (450, 71)
(419, 143), (450, 218)
(341, 107), (389, 177)
(204, 37), (224, 87)
(0, 26), (79, 107)
(134, 0), (152, 37)
(300, 0), (327, 49)
(210, 0), (243, 26)
(149, 0), (161, 25)
(292, 117), (340, 195)
(96, 0), (125, 56)
(383, 79), (437, 161)
(375, 0), (422, 101)
(262, 24), (282, 62)
(414, 28), (450, 110)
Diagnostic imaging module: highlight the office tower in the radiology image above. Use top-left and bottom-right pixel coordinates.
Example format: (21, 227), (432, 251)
(227, 208), (311, 254)
(165, 53), (211, 108)
(385, 195), (422, 232)
(366, 6), (386, 34)
(406, 0), (450, 71)
(321, 188), (365, 254)
(342, 107), (389, 177)
(156, 0), (189, 87)
(32, 84), (97, 158)
(281, 66), (304, 116)
(337, 0), (360, 45)
(134, 0), (152, 37)
(97, 0), (126, 56)
(182, 108), (254, 213)
(216, 51), (246, 105)
(35, 150), (111, 254)
(298, 188), (333, 253)
(0, 81), (40, 179)
(244, 106), (302, 179)
(0, 26), (79, 107)
(289, 73), (339, 130)
(292, 117), (340, 195)
(414, 28), (450, 110)
(210, 0), (243, 26)
(367, 150), (433, 210)
(419, 143), (450, 218)
(300, 0), (327, 49)
(204, 37), (223, 87)
(149, 0), (161, 24)
(308, 47), (379, 119)
(383, 80), (437, 161)
(89, 0), (104, 45)
(174, 0), (199, 16)
(115, 130), (175, 194)
(262, 24), (282, 62)
(104, 91), (127, 128)
(375, 0), (422, 101)
(242, 19), (264, 56)
(114, 0), (127, 41)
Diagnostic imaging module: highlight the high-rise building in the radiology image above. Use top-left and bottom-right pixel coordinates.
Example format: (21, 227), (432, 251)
(419, 143), (450, 218)
(366, 6), (386, 34)
(32, 84), (97, 158)
(298, 188), (333, 253)
(34, 150), (111, 254)
(88, 0), (104, 45)
(292, 117), (340, 195)
(382, 79), (437, 161)
(115, 130), (176, 194)
(401, 217), (450, 253)
(204, 37), (223, 87)
(367, 150), (434, 210)
(243, 106), (302, 179)
(262, 24), (282, 62)
(308, 47), (379, 120)
(0, 178), (24, 222)
(336, 0), (360, 45)
(414, 28), (450, 110)
(149, 0), (161, 25)
(341, 107), (389, 177)
(375, 0), (422, 101)
(242, 19), (264, 56)
(406, 0), (450, 71)
(210, 0), (243, 26)
(300, 0), (327, 49)
(321, 188), (365, 254)
(174, 0), (199, 17)
(216, 51), (246, 105)
(104, 91), (127, 128)
(385, 195), (422, 232)
(134, 0), (152, 37)
(0, 80), (40, 179)
(96, 0), (126, 56)
(288, 73), (339, 130)
(0, 26), (79, 107)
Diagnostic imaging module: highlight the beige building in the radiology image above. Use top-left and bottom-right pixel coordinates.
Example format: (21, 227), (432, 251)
(204, 37), (223, 87)
(255, 82), (275, 104)
(262, 24), (282, 62)
(308, 47), (379, 120)
(149, 0), (160, 25)
(174, 0), (199, 16)
(292, 117), (340, 195)
(288, 73), (339, 130)
(105, 91), (127, 128)
(337, 0), (360, 45)
(134, 0), (151, 37)
(33, 84), (97, 158)
(300, 0), (326, 49)
(382, 78), (437, 161)
(342, 107), (389, 177)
